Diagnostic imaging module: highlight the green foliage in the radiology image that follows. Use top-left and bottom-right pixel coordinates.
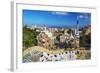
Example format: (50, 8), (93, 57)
(22, 53), (31, 60)
(79, 29), (91, 49)
(67, 29), (72, 34)
(23, 25), (40, 49)
(67, 29), (74, 34)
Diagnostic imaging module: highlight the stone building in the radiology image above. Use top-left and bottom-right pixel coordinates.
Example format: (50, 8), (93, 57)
(37, 30), (54, 50)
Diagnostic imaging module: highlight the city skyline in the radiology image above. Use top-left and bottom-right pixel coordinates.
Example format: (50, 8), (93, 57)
(23, 10), (91, 28)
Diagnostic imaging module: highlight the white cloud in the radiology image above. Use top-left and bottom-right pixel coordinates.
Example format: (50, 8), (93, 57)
(77, 14), (89, 19)
(52, 11), (68, 15)
(78, 15), (84, 18)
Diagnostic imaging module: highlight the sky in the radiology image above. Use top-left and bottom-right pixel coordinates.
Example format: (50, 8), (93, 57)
(23, 10), (91, 28)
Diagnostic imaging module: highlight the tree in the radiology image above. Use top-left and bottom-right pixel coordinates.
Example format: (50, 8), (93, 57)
(23, 25), (40, 50)
(79, 28), (91, 49)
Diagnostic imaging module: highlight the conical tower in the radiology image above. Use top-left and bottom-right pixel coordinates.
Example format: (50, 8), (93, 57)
(75, 19), (79, 37)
